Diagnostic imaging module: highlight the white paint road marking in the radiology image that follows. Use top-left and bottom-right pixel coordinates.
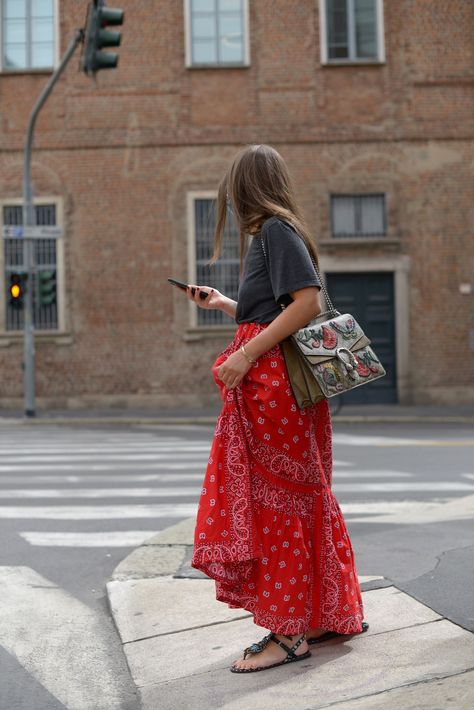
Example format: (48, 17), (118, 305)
(0, 459), (351, 473)
(0, 444), (207, 454)
(0, 451), (211, 463)
(3, 496), (473, 533)
(0, 473), (207, 484)
(0, 487), (203, 498)
(0, 504), (198, 519)
(0, 468), (408, 484)
(19, 531), (159, 547)
(344, 493), (474, 524)
(0, 481), (471, 499)
(0, 462), (209, 472)
(0, 566), (127, 709)
(332, 433), (474, 447)
(0, 435), (202, 442)
(334, 482), (474, 492)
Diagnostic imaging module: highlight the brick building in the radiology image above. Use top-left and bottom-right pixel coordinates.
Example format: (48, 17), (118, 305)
(0, 0), (473, 409)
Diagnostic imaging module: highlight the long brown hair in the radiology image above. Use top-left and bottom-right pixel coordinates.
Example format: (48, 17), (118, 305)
(209, 144), (320, 274)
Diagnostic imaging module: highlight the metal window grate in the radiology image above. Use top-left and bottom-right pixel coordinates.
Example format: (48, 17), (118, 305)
(3, 204), (58, 331)
(326, 0), (378, 61)
(331, 194), (386, 238)
(194, 198), (239, 326)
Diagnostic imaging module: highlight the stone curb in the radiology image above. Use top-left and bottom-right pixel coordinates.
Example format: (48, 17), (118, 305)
(2, 415), (474, 426)
(106, 519), (474, 710)
(108, 516), (391, 599)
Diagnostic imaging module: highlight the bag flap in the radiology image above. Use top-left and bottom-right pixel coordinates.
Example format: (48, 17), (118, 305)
(292, 313), (371, 361)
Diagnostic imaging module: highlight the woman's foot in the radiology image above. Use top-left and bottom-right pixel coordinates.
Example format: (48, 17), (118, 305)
(306, 621), (370, 645)
(231, 633), (309, 672)
(306, 627), (328, 642)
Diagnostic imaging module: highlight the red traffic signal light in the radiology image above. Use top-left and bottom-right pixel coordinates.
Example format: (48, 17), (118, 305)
(9, 273), (27, 308)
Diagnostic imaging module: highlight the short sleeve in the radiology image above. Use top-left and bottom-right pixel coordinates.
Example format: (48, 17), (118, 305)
(262, 218), (321, 305)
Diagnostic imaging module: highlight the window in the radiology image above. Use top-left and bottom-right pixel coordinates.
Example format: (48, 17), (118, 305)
(189, 195), (239, 326)
(185, 0), (249, 67)
(320, 0), (384, 63)
(1, 0), (56, 71)
(3, 203), (60, 331)
(330, 194), (386, 238)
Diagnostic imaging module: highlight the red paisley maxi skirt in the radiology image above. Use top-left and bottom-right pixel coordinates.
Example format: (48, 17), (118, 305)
(191, 322), (365, 636)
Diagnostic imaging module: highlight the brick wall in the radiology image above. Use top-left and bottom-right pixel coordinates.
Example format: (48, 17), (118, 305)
(0, 0), (473, 408)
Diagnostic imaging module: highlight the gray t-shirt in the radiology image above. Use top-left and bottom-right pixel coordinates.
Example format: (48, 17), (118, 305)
(235, 216), (322, 324)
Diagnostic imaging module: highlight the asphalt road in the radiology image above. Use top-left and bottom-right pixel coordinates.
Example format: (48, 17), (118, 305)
(0, 419), (473, 709)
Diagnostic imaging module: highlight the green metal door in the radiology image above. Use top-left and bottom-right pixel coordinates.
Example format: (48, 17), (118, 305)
(325, 272), (397, 404)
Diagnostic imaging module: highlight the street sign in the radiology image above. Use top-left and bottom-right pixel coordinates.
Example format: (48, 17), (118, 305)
(2, 226), (63, 239)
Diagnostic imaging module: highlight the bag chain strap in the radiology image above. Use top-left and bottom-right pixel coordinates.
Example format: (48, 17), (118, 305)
(259, 234), (338, 318)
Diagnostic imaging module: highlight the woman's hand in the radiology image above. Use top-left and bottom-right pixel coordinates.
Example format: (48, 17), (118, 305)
(217, 349), (253, 389)
(186, 284), (224, 311)
(185, 283), (238, 318)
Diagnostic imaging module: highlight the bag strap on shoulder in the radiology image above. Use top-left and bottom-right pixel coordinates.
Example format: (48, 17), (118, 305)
(259, 230), (339, 319)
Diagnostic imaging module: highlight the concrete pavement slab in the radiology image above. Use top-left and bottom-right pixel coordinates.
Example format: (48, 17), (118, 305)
(313, 668), (474, 709)
(115, 583), (443, 688)
(137, 619), (474, 710)
(107, 577), (252, 644)
(112, 544), (187, 581)
(126, 614), (259, 687)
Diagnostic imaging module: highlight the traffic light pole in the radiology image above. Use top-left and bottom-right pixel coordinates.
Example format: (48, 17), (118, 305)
(22, 29), (84, 417)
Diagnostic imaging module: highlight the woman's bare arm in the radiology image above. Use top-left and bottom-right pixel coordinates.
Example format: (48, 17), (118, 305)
(214, 285), (321, 389)
(243, 286), (321, 361)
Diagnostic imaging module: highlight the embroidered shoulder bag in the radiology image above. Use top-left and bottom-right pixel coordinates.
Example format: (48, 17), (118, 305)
(259, 231), (386, 408)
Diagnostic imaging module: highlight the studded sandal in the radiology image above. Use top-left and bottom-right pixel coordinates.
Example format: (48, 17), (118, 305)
(230, 632), (311, 673)
(307, 621), (370, 645)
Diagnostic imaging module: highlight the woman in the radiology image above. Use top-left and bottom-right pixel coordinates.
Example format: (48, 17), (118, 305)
(187, 144), (367, 673)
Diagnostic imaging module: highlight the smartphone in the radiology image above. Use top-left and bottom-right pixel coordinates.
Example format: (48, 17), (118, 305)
(168, 278), (188, 291)
(168, 278), (209, 300)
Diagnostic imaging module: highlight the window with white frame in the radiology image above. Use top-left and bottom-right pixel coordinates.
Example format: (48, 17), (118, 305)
(320, 0), (384, 63)
(185, 0), (249, 67)
(331, 194), (386, 238)
(2, 202), (60, 331)
(191, 196), (240, 326)
(1, 0), (56, 71)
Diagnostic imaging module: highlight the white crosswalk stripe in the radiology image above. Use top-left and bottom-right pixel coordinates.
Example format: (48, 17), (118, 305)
(0, 504), (198, 519)
(0, 427), (472, 544)
(0, 566), (128, 709)
(1, 481), (473, 500)
(0, 461), (209, 472)
(0, 469), (412, 484)
(19, 531), (161, 547)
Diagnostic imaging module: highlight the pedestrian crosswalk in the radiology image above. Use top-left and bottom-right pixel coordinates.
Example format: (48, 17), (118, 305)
(0, 427), (209, 548)
(0, 565), (131, 710)
(0, 425), (472, 549)
(0, 423), (472, 709)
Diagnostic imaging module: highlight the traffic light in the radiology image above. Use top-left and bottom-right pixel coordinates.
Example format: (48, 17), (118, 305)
(82, 0), (124, 76)
(9, 273), (27, 309)
(38, 270), (57, 308)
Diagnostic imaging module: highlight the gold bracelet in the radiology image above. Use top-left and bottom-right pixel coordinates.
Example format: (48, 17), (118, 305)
(240, 344), (256, 364)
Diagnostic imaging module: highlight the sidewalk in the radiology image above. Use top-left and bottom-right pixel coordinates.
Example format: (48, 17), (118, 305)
(106, 518), (474, 710)
(1, 403), (474, 425)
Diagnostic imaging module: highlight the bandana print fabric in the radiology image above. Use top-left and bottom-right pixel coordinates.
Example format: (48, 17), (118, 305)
(191, 321), (365, 636)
